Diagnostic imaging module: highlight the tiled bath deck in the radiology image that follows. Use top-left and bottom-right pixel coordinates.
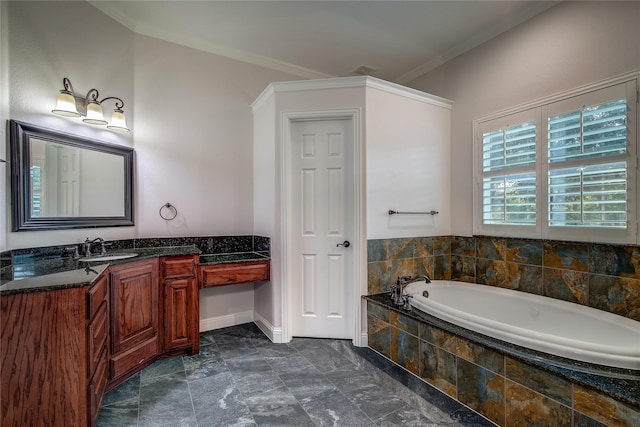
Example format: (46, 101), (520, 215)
(97, 323), (494, 426)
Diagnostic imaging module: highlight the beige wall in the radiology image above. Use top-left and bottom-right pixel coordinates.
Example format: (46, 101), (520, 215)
(408, 1), (640, 237)
(3, 1), (298, 324)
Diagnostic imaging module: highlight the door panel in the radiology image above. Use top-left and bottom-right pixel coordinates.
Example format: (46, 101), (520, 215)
(290, 119), (353, 338)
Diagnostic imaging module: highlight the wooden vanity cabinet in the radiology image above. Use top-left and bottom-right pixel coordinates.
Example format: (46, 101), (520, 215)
(161, 255), (199, 354)
(0, 273), (109, 427)
(108, 259), (160, 383)
(200, 260), (270, 288)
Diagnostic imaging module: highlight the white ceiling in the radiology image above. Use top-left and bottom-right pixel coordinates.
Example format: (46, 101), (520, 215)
(90, 0), (558, 84)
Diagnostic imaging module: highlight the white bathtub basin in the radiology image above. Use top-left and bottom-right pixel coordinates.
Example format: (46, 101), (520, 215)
(404, 280), (640, 370)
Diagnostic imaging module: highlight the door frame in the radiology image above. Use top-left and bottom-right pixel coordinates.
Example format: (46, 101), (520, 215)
(280, 109), (366, 346)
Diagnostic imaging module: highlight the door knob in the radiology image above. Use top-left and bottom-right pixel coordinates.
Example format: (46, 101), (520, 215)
(336, 240), (351, 248)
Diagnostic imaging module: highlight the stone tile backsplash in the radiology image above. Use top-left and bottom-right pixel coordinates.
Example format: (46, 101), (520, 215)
(367, 235), (640, 322)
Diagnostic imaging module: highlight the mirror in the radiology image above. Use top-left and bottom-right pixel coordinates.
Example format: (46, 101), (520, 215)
(9, 120), (134, 231)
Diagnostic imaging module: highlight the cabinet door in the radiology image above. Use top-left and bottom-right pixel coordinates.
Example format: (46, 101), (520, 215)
(109, 259), (159, 380)
(164, 277), (197, 350)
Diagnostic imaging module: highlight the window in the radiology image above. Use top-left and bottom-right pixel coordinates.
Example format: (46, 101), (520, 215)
(475, 78), (637, 243)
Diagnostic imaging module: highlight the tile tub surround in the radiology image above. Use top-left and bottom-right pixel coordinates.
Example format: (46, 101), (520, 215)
(98, 323), (494, 427)
(367, 235), (640, 323)
(365, 296), (640, 427)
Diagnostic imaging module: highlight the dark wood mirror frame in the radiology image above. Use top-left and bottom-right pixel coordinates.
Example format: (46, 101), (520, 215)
(9, 120), (135, 231)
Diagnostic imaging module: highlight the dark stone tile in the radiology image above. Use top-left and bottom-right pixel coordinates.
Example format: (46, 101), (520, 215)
(573, 411), (609, 427)
(390, 327), (420, 375)
(255, 342), (298, 358)
(299, 389), (374, 426)
(215, 337), (258, 359)
(433, 254), (451, 280)
(505, 238), (542, 265)
(225, 353), (273, 379)
(278, 371), (335, 400)
(266, 353), (315, 374)
(405, 374), (464, 418)
(354, 346), (396, 371)
(574, 383), (640, 427)
(476, 258), (507, 287)
(543, 240), (589, 272)
(367, 300), (390, 322)
(457, 359), (505, 427)
(189, 372), (255, 427)
(418, 323), (456, 353)
(244, 386), (315, 426)
(476, 236), (505, 260)
(543, 267), (589, 305)
(389, 310), (419, 337)
(325, 368), (380, 393)
(101, 373), (140, 406)
(414, 237), (435, 258)
(290, 338), (356, 373)
(456, 337), (504, 375)
(184, 346), (229, 381)
(450, 406), (498, 426)
(413, 256), (435, 280)
(376, 407), (436, 426)
(505, 380), (572, 427)
(138, 372), (197, 426)
(451, 236), (475, 257)
(588, 244), (640, 277)
(367, 321), (391, 364)
(368, 258), (414, 294)
(504, 357), (571, 406)
(433, 236), (451, 256)
(588, 274), (640, 321)
(451, 255), (475, 282)
(96, 397), (139, 427)
(419, 340), (456, 397)
(348, 384), (408, 420)
(140, 356), (185, 383)
(503, 262), (543, 295)
(234, 371), (284, 398)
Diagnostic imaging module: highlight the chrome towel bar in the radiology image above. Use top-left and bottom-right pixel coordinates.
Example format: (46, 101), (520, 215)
(388, 209), (439, 216)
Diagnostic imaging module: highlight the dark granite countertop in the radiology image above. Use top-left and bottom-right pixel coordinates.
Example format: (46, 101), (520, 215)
(364, 293), (640, 410)
(0, 245), (201, 295)
(199, 251), (269, 265)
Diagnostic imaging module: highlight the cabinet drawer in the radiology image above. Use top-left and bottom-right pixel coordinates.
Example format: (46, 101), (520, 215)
(88, 347), (108, 425)
(86, 274), (108, 319)
(87, 302), (108, 377)
(200, 261), (270, 288)
(110, 336), (158, 381)
(162, 257), (196, 279)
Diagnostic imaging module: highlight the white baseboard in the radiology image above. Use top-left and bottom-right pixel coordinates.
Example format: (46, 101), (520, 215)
(199, 310), (254, 332)
(356, 332), (368, 347)
(254, 312), (285, 343)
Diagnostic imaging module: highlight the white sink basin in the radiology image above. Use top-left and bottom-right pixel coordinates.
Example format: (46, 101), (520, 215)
(78, 253), (138, 262)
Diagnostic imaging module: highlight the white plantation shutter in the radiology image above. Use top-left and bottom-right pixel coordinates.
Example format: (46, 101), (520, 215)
(475, 77), (637, 243)
(547, 95), (629, 229)
(480, 116), (537, 227)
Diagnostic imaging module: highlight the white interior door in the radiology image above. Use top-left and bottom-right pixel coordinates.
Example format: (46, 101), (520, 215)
(290, 119), (354, 339)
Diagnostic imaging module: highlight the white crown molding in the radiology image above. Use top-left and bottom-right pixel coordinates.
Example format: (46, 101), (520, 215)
(394, 1), (560, 85)
(252, 76), (453, 111)
(88, 1), (334, 80)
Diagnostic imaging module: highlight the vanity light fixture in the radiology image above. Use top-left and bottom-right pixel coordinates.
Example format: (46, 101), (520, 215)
(52, 77), (130, 132)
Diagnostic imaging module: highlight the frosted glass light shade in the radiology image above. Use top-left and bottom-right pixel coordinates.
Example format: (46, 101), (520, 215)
(52, 92), (81, 117)
(106, 110), (130, 132)
(83, 102), (108, 125)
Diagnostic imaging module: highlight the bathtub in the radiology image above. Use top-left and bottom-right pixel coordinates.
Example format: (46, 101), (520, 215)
(403, 280), (640, 371)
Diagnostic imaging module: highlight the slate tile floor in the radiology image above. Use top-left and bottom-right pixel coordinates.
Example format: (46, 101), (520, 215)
(98, 323), (494, 427)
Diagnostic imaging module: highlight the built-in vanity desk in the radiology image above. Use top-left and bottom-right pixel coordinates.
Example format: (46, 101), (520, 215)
(199, 252), (270, 287)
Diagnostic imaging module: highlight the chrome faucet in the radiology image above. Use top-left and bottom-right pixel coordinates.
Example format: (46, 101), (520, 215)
(83, 237), (107, 256)
(390, 275), (431, 309)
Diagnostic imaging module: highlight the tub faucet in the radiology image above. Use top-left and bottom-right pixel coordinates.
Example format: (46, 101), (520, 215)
(391, 275), (412, 305)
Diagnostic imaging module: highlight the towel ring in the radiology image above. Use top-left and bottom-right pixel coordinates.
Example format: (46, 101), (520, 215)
(159, 203), (178, 221)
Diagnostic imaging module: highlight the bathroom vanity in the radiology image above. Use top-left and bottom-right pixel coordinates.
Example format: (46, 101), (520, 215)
(0, 247), (200, 427)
